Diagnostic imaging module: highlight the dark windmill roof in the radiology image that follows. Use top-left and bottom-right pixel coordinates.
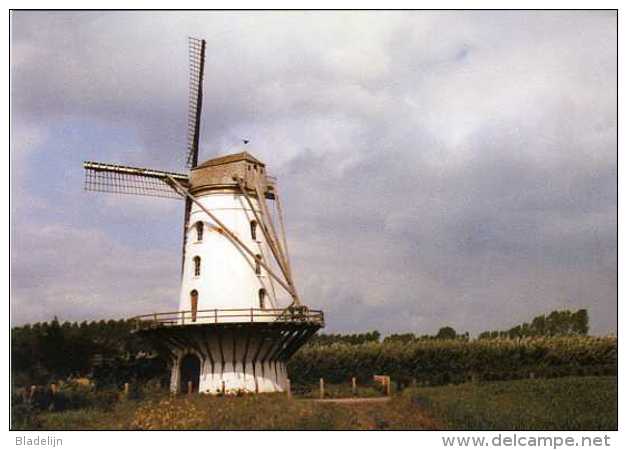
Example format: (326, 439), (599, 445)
(194, 152), (265, 170)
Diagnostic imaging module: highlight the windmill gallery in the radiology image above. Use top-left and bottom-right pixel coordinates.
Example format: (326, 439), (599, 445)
(82, 38), (324, 394)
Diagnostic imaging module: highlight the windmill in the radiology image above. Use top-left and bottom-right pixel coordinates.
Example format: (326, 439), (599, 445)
(83, 37), (324, 394)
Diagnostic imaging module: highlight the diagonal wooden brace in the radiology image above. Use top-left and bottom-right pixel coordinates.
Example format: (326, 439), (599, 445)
(274, 190), (295, 290)
(234, 177), (291, 282)
(253, 181), (301, 305)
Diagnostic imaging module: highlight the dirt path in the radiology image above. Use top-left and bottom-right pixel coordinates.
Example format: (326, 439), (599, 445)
(305, 397), (391, 404)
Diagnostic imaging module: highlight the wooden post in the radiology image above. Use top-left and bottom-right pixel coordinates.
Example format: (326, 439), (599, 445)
(319, 378), (324, 399)
(386, 377), (391, 396)
(352, 377), (357, 396)
(221, 380), (226, 395)
(124, 382), (129, 397)
(187, 381), (193, 395)
(286, 378), (292, 399)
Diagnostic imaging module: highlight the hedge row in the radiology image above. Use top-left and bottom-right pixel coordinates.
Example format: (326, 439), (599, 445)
(287, 336), (617, 386)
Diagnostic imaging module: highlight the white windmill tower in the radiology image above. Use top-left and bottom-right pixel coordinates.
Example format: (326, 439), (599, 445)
(83, 37), (323, 394)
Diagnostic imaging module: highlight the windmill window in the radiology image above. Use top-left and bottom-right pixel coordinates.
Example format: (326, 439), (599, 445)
(250, 220), (257, 240)
(255, 254), (262, 275)
(258, 289), (266, 309)
(193, 256), (201, 277)
(190, 290), (198, 322)
(195, 222), (203, 242)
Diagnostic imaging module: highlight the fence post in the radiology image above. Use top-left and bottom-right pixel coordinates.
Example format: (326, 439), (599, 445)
(215, 309), (218, 323)
(319, 378), (325, 399)
(187, 381), (193, 395)
(286, 378), (292, 399)
(352, 377), (357, 396)
(221, 380), (226, 395)
(386, 377), (391, 396)
(124, 382), (130, 397)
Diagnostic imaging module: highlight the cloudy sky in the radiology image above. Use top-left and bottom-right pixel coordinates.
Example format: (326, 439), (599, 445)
(10, 11), (616, 336)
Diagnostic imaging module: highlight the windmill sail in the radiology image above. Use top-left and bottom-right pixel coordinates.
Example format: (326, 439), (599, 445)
(83, 161), (188, 199)
(185, 37), (206, 168)
(181, 37), (206, 277)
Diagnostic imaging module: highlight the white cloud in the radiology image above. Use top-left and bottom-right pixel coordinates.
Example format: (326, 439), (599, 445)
(10, 11), (617, 335)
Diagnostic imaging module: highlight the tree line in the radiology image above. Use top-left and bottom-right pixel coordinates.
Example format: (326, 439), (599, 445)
(477, 309), (589, 339)
(10, 309), (591, 388)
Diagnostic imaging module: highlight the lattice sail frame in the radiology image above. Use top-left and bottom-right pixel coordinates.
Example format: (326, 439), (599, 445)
(83, 161), (188, 200)
(186, 37), (206, 168)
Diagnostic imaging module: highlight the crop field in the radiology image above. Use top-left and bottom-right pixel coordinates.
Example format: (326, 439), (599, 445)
(289, 336), (617, 386)
(12, 376), (617, 431)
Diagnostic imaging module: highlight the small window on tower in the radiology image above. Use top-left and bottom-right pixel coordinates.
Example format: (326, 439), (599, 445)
(250, 220), (257, 240)
(258, 289), (266, 309)
(193, 256), (201, 277)
(190, 290), (198, 322)
(195, 222), (203, 242)
(255, 254), (262, 275)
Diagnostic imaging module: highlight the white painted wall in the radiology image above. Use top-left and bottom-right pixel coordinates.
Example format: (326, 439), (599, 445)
(170, 338), (289, 394)
(169, 186), (296, 394)
(177, 192), (282, 321)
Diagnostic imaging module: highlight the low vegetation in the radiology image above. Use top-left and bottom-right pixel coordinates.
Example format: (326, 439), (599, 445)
(406, 376), (617, 430)
(27, 392), (440, 430)
(12, 376), (616, 431)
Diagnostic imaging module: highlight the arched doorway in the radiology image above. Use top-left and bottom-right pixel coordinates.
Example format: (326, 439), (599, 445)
(179, 353), (201, 393)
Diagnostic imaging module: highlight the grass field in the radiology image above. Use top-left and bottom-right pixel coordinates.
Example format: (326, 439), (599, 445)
(18, 376), (616, 431)
(407, 376), (618, 430)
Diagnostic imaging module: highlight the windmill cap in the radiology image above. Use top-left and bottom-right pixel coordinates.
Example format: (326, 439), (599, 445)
(193, 151), (265, 170)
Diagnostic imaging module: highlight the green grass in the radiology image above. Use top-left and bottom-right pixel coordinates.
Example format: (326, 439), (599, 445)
(406, 376), (617, 430)
(19, 376), (616, 430)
